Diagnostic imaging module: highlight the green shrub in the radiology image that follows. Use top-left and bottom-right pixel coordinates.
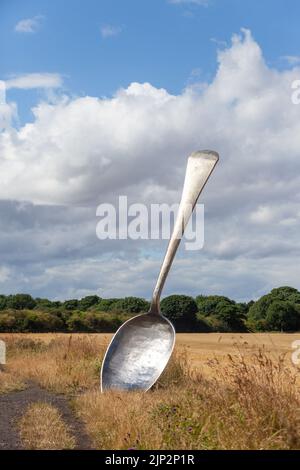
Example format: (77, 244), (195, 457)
(0, 312), (17, 331)
(63, 299), (79, 311)
(195, 295), (246, 332)
(66, 311), (131, 332)
(195, 314), (213, 332)
(79, 295), (101, 311)
(112, 297), (150, 313)
(6, 294), (36, 310)
(265, 301), (300, 331)
(66, 311), (89, 331)
(85, 312), (130, 332)
(195, 295), (235, 316)
(160, 295), (198, 331)
(0, 287), (299, 333)
(34, 298), (56, 310)
(247, 286), (300, 331)
(205, 315), (233, 332)
(0, 295), (7, 310)
(95, 298), (120, 312)
(23, 311), (64, 332)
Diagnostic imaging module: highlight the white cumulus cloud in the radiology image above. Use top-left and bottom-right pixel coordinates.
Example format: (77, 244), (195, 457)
(1, 29), (300, 300)
(5, 73), (63, 90)
(15, 15), (44, 33)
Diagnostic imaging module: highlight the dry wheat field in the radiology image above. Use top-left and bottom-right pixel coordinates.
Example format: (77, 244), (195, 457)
(0, 332), (299, 450)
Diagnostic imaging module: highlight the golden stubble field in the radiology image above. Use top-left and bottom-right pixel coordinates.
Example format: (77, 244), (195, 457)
(0, 332), (300, 450)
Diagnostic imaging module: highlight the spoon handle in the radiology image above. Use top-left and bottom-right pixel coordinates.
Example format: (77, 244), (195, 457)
(149, 150), (219, 314)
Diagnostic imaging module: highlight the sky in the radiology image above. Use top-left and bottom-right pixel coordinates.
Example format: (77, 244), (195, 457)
(0, 0), (300, 301)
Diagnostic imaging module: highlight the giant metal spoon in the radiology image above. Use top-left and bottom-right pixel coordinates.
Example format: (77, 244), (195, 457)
(101, 150), (219, 392)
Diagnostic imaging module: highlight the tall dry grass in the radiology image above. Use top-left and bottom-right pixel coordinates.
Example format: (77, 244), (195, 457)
(5, 334), (106, 394)
(2, 334), (300, 449)
(19, 402), (76, 450)
(74, 350), (300, 450)
(0, 369), (25, 394)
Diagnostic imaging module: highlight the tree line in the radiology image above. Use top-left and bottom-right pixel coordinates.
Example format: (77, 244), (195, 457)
(0, 286), (300, 333)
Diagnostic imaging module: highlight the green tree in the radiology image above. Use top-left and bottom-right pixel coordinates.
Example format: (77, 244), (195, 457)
(79, 295), (101, 311)
(247, 286), (300, 331)
(113, 297), (150, 313)
(265, 301), (300, 331)
(0, 312), (16, 331)
(63, 299), (79, 311)
(0, 295), (7, 311)
(6, 310), (28, 332)
(6, 294), (36, 310)
(95, 298), (120, 312)
(85, 312), (127, 332)
(195, 295), (246, 332)
(196, 295), (235, 316)
(160, 295), (198, 331)
(34, 298), (55, 310)
(195, 314), (213, 332)
(237, 302), (250, 315)
(51, 301), (63, 308)
(66, 312), (89, 331)
(214, 301), (247, 332)
(23, 311), (64, 332)
(270, 286), (300, 303)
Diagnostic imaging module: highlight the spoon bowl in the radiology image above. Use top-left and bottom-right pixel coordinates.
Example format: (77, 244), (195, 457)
(101, 312), (175, 391)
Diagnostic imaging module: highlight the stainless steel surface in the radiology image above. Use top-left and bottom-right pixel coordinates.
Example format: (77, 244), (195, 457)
(101, 313), (175, 391)
(149, 150), (219, 314)
(101, 150), (219, 392)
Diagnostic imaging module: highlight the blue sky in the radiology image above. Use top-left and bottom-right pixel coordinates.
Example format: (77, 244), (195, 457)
(0, 1), (300, 301)
(1, 0), (300, 124)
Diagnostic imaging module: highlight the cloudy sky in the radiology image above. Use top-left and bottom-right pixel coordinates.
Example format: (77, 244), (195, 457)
(0, 0), (300, 302)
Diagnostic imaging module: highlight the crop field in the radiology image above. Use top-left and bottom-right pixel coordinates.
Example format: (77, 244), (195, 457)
(0, 333), (299, 450)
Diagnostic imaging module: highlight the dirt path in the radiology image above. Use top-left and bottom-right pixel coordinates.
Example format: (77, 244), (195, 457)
(0, 383), (92, 450)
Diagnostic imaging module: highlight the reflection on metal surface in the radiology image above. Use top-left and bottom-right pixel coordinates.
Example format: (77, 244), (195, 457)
(100, 150), (219, 392)
(101, 313), (175, 391)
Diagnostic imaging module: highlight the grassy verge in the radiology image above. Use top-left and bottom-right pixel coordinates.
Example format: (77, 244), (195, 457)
(0, 369), (26, 394)
(5, 334), (106, 394)
(2, 333), (300, 449)
(18, 402), (76, 449)
(73, 351), (300, 450)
